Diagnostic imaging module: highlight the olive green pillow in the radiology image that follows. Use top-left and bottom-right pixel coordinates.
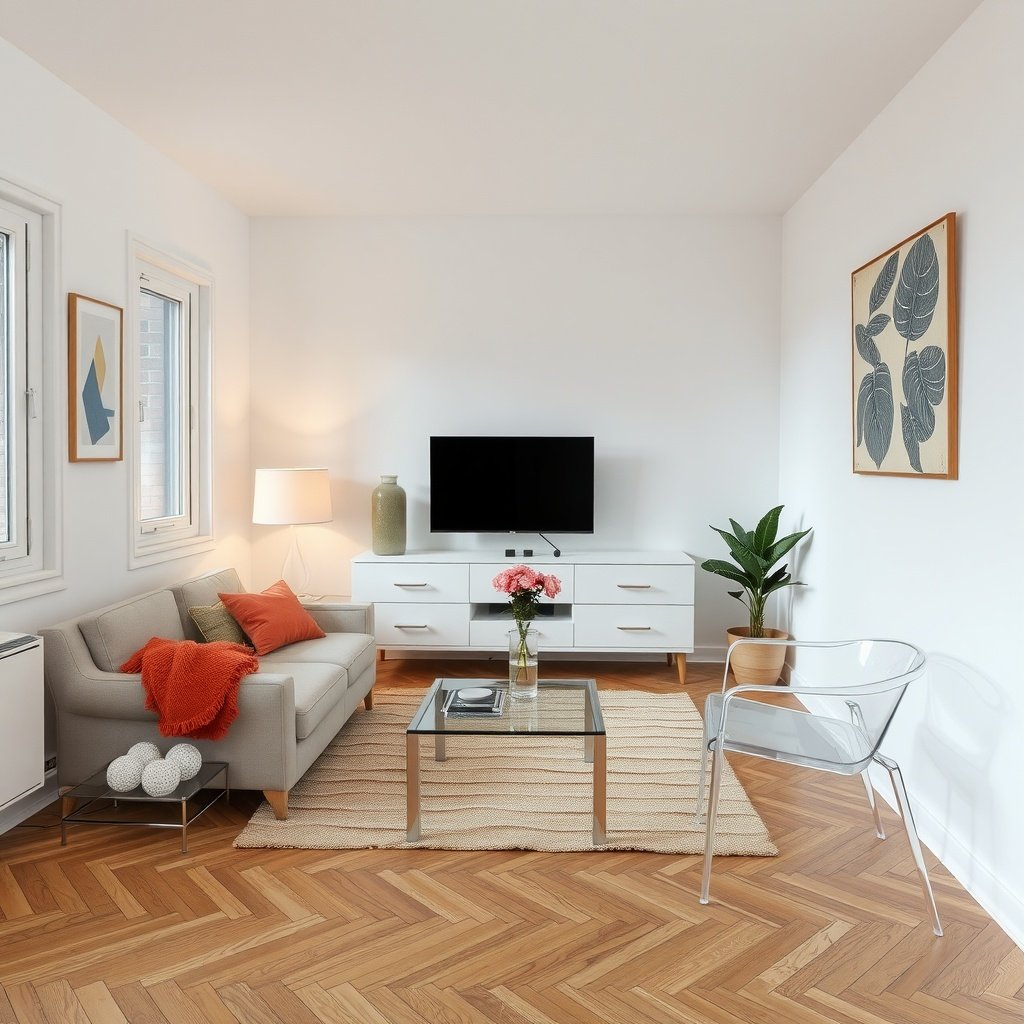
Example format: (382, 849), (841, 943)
(189, 601), (250, 646)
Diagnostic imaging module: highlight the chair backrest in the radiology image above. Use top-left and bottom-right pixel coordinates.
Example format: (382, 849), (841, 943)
(782, 639), (926, 762)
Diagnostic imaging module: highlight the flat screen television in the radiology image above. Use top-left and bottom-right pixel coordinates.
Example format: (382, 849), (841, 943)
(430, 436), (594, 534)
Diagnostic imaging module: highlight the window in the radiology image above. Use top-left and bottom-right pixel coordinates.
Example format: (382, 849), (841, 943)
(130, 241), (212, 566)
(0, 183), (61, 602)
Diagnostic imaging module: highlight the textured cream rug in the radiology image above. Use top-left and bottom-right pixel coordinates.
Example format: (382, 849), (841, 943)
(234, 689), (776, 855)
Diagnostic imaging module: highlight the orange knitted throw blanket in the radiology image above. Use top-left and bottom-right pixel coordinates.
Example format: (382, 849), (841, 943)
(120, 638), (259, 740)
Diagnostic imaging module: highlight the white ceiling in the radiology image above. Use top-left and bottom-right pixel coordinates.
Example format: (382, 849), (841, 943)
(0, 0), (981, 216)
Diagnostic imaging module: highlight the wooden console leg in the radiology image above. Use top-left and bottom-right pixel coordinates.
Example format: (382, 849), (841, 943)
(61, 795), (78, 818)
(264, 790), (289, 820)
(364, 687), (374, 710)
(377, 649), (386, 662)
(675, 654), (687, 685)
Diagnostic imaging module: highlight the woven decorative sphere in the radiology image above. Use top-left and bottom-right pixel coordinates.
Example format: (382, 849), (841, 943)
(165, 743), (202, 781)
(106, 755), (143, 793)
(126, 741), (161, 767)
(141, 759), (181, 797)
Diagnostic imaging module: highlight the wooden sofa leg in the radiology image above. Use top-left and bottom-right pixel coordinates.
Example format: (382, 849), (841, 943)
(364, 687), (374, 710)
(264, 790), (289, 820)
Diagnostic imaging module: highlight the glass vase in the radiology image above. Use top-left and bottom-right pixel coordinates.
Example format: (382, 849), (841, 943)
(371, 475), (406, 555)
(508, 627), (539, 701)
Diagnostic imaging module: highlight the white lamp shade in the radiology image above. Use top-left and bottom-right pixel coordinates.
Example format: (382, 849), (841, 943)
(252, 468), (333, 525)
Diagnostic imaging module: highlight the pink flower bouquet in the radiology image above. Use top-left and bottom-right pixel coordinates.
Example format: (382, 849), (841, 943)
(493, 564), (562, 629)
(494, 565), (562, 697)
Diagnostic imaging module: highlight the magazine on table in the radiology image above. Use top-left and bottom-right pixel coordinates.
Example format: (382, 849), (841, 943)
(442, 685), (506, 717)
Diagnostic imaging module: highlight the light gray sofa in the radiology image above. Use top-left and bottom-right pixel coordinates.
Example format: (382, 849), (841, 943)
(40, 568), (375, 819)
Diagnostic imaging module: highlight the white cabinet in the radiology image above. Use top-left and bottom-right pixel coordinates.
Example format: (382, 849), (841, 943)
(352, 551), (694, 682)
(0, 634), (44, 811)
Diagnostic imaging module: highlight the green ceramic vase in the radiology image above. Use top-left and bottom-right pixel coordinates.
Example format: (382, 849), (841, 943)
(371, 475), (407, 555)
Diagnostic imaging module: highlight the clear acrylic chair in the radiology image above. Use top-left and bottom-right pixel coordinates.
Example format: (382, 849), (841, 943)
(694, 638), (943, 936)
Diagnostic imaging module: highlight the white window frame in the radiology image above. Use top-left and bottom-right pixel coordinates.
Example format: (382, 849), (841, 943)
(128, 238), (213, 568)
(0, 180), (62, 605)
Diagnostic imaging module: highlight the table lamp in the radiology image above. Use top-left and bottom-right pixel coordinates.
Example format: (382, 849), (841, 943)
(252, 467), (332, 595)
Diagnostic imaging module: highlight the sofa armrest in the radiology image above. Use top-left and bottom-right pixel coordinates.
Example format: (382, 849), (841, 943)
(301, 599), (374, 635)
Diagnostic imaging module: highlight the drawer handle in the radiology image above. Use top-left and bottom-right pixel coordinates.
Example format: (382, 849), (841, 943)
(394, 582), (429, 588)
(395, 624), (429, 629)
(617, 584), (652, 589)
(617, 625), (652, 631)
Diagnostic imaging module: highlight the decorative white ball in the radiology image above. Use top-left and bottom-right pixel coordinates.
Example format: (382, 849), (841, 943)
(141, 759), (181, 797)
(106, 755), (143, 793)
(165, 743), (202, 781)
(126, 741), (161, 767)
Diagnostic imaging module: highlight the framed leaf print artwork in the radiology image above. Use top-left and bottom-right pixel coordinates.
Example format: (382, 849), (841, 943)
(852, 213), (958, 478)
(68, 293), (123, 462)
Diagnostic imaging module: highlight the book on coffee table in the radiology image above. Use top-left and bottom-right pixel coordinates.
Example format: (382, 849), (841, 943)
(442, 686), (506, 717)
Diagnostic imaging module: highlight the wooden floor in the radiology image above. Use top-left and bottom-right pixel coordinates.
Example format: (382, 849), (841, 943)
(1, 659), (1020, 1023)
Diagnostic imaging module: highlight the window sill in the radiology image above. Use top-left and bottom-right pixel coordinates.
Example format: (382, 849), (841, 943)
(129, 534), (215, 570)
(0, 569), (66, 607)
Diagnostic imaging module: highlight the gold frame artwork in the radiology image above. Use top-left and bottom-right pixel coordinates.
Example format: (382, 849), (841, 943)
(851, 213), (958, 479)
(68, 293), (124, 462)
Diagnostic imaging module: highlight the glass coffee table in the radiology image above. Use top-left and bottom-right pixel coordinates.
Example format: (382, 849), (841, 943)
(406, 678), (606, 844)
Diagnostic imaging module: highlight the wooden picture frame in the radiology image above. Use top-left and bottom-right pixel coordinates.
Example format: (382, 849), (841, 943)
(851, 213), (958, 479)
(68, 293), (124, 462)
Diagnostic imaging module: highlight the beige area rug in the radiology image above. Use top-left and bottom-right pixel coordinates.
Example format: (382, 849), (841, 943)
(234, 689), (777, 855)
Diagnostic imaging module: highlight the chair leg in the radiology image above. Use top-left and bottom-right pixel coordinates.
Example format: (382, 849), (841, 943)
(693, 720), (711, 823)
(876, 754), (943, 937)
(860, 769), (886, 840)
(699, 746), (724, 905)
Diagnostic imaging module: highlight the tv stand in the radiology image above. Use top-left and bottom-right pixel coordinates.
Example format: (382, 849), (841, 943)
(351, 550), (694, 684)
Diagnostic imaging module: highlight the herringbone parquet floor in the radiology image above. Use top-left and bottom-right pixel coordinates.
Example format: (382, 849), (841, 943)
(1, 659), (1020, 1023)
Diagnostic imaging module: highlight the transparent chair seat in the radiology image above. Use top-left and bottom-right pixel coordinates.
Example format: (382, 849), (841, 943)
(704, 693), (874, 774)
(696, 638), (943, 937)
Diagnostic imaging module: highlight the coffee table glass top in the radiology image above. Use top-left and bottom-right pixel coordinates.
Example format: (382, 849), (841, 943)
(408, 678), (604, 736)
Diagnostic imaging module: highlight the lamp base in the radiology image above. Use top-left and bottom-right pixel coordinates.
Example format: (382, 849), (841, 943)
(281, 526), (309, 595)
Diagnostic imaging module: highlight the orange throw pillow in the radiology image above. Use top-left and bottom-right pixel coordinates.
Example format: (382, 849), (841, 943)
(218, 580), (326, 655)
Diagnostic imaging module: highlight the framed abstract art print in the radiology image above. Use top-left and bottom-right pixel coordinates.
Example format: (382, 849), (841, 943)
(68, 293), (123, 462)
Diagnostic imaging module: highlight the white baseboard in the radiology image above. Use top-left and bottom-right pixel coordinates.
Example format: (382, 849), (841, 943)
(0, 773), (59, 836)
(792, 675), (1021, 949)
(868, 763), (1024, 950)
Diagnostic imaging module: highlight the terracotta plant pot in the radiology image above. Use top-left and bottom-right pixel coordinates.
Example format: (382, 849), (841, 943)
(725, 627), (789, 684)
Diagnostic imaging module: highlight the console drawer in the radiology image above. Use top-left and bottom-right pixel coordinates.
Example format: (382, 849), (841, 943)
(574, 563), (693, 605)
(375, 604), (469, 646)
(352, 562), (469, 603)
(468, 616), (574, 649)
(574, 605), (694, 649)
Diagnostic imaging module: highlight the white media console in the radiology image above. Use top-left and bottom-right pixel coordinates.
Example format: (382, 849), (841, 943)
(351, 550), (694, 683)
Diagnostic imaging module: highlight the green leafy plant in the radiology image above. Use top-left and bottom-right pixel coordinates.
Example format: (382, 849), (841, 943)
(700, 506), (811, 638)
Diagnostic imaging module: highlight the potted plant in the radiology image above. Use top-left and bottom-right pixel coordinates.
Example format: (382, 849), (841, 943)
(700, 506), (811, 683)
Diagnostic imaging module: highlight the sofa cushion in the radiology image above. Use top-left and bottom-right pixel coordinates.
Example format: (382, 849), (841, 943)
(172, 568), (246, 642)
(80, 591), (185, 673)
(261, 661), (346, 740)
(189, 601), (251, 646)
(261, 632), (376, 685)
(219, 581), (326, 655)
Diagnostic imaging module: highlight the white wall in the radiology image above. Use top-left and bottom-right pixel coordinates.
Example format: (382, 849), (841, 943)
(779, 0), (1023, 945)
(0, 36), (252, 636)
(250, 215), (782, 654)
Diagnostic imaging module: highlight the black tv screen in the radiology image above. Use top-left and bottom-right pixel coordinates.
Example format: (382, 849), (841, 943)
(430, 436), (594, 533)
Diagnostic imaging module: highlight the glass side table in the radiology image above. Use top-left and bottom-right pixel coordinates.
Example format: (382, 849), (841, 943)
(60, 761), (229, 853)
